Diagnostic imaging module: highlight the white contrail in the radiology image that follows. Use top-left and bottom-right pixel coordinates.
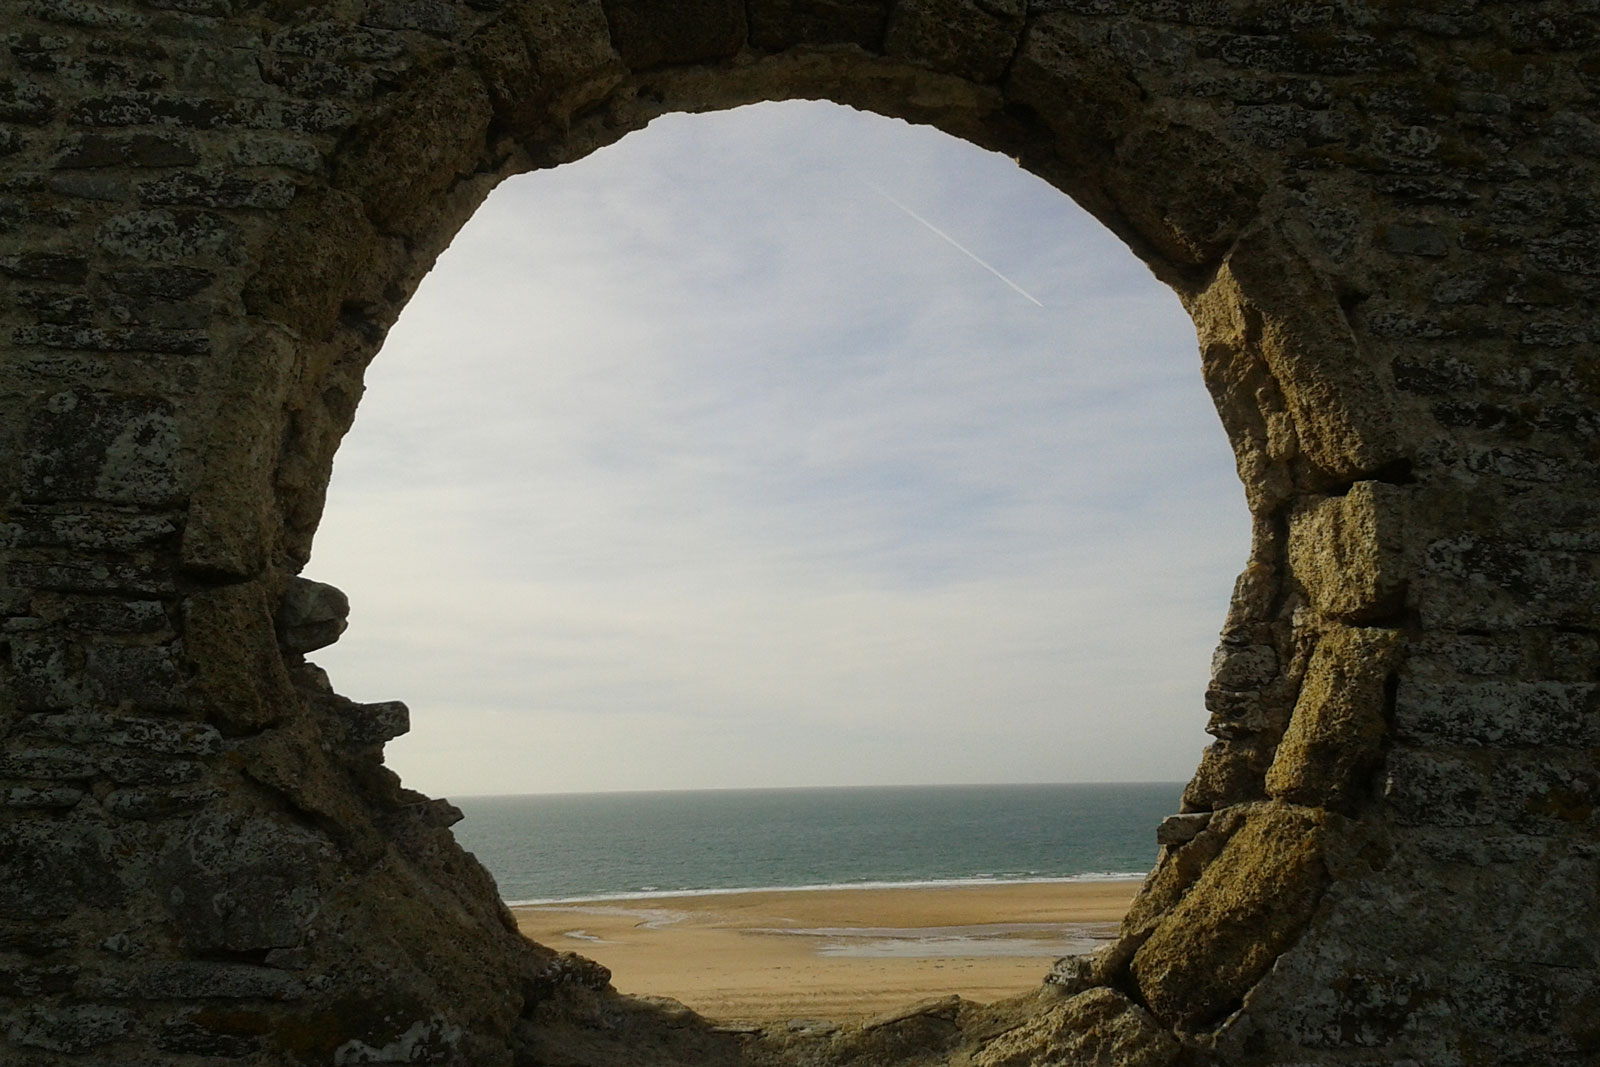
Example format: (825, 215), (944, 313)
(864, 181), (1044, 308)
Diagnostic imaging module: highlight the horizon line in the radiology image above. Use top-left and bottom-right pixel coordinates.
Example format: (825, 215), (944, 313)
(442, 779), (1189, 800)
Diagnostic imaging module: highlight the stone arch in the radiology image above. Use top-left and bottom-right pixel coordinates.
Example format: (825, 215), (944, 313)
(2, 2), (1596, 1065)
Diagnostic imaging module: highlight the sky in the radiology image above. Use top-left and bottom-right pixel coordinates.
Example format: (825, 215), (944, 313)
(308, 100), (1250, 798)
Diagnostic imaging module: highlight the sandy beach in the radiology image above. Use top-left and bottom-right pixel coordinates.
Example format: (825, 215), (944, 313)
(512, 879), (1140, 1024)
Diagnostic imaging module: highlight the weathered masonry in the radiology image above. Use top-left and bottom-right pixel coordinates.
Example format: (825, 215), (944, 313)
(2, 1), (1597, 1064)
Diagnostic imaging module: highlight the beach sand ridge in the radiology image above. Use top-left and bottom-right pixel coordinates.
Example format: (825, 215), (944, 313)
(512, 879), (1139, 1025)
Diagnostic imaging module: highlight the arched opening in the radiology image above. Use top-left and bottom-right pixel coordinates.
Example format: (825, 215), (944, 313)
(151, 7), (1420, 1062)
(305, 99), (1247, 1023)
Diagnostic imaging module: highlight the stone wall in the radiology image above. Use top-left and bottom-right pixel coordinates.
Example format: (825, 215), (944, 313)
(1, 1), (1596, 1064)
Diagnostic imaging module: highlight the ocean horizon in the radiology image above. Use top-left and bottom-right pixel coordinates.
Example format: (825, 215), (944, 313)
(449, 781), (1181, 904)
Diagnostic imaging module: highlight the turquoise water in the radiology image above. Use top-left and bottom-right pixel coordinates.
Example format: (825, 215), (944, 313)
(450, 782), (1181, 903)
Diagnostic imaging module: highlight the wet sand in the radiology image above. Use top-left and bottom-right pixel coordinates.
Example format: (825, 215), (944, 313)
(511, 879), (1140, 1024)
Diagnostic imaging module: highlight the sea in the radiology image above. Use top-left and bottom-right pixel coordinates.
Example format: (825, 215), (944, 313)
(450, 782), (1181, 904)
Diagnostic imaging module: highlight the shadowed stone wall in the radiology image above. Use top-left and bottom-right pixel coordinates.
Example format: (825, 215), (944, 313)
(1, 1), (1596, 1064)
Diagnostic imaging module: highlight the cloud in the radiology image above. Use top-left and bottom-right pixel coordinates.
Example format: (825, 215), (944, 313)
(309, 101), (1249, 797)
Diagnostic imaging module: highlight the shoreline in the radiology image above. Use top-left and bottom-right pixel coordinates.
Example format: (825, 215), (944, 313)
(512, 878), (1142, 1024)
(505, 871), (1149, 907)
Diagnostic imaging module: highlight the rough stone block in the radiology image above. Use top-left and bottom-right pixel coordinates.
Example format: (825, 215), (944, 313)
(1504, 856), (1600, 969)
(973, 987), (1179, 1067)
(1130, 803), (1329, 1029)
(362, 0), (464, 36)
(1406, 632), (1522, 678)
(0, 961), (79, 996)
(1550, 632), (1600, 683)
(11, 322), (212, 355)
(341, 699), (410, 746)
(1491, 757), (1600, 836)
(156, 809), (332, 953)
(241, 194), (382, 341)
(1204, 686), (1273, 738)
(1225, 102), (1354, 149)
(0, 251), (89, 282)
(1395, 679), (1599, 748)
(8, 1004), (134, 1053)
(1044, 947), (1111, 994)
(1380, 220), (1452, 256)
(0, 79), (58, 125)
(54, 131), (199, 169)
(1122, 807), (1239, 951)
(0, 821), (128, 917)
(476, 0), (622, 138)
(858, 992), (959, 1032)
(20, 390), (184, 506)
(105, 265), (213, 299)
(100, 753), (205, 785)
(138, 170), (297, 210)
(246, 716), (392, 857)
(0, 583), (31, 616)
(63, 598), (171, 634)
(1383, 748), (1496, 827)
(1447, 964), (1559, 1035)
(1209, 642), (1278, 690)
(14, 286), (94, 325)
(5, 560), (174, 597)
(1266, 626), (1402, 812)
(156, 1013), (267, 1057)
(601, 0), (745, 68)
(1006, 13), (1141, 152)
(1288, 481), (1408, 622)
(33, 712), (221, 755)
(7, 635), (90, 710)
(884, 0), (1023, 83)
(85, 642), (186, 709)
(270, 98), (358, 134)
(276, 577), (350, 654)
(1221, 554), (1283, 634)
(0, 923), (75, 957)
(1421, 533), (1600, 631)
(0, 746), (100, 780)
(0, 785), (85, 809)
(1214, 31), (1418, 75)
(1181, 737), (1270, 811)
(96, 208), (240, 262)
(102, 785), (223, 818)
(69, 91), (233, 129)
(227, 134), (323, 173)
(747, 0), (888, 52)
(330, 1014), (468, 1064)
(23, 0), (150, 29)
(1156, 811), (1213, 846)
(1529, 228), (1600, 275)
(428, 796), (467, 827)
(1108, 118), (1265, 267)
(1205, 946), (1437, 1057)
(4, 511), (179, 552)
(183, 582), (299, 732)
(44, 171), (127, 202)
(1204, 229), (1405, 482)
(77, 961), (309, 1000)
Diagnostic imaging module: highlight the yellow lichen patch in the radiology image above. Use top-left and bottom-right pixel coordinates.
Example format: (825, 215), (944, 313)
(974, 987), (1179, 1067)
(1288, 483), (1409, 623)
(1130, 803), (1330, 1030)
(1267, 626), (1403, 812)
